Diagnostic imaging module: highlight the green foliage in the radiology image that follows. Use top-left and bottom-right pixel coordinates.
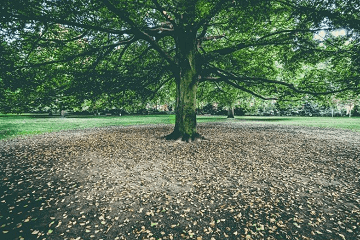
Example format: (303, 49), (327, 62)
(0, 0), (359, 125)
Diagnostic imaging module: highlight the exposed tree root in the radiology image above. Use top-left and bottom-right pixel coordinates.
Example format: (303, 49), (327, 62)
(163, 131), (207, 142)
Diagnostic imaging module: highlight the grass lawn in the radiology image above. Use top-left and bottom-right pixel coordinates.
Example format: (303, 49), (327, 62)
(0, 114), (359, 140)
(234, 116), (360, 131)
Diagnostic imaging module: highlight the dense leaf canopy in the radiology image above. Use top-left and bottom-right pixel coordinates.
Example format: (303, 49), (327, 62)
(0, 0), (359, 113)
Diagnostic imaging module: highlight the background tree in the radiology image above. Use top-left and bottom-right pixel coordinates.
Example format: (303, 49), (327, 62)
(1, 0), (359, 140)
(197, 81), (246, 118)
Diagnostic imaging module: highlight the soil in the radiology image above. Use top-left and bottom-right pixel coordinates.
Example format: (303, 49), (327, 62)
(0, 121), (359, 240)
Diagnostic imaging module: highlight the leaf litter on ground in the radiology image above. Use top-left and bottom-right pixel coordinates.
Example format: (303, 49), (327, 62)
(0, 122), (359, 239)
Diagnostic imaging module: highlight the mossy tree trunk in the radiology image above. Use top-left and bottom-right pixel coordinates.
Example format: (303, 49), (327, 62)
(166, 29), (203, 141)
(169, 70), (198, 140)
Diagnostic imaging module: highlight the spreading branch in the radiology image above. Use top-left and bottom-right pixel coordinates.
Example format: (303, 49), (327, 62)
(99, 0), (139, 29)
(151, 0), (178, 28)
(40, 30), (90, 44)
(100, 0), (177, 70)
(258, 28), (334, 41)
(202, 76), (277, 100)
(194, 0), (232, 31)
(12, 13), (132, 35)
(203, 66), (360, 98)
(205, 27), (344, 60)
(17, 39), (135, 69)
(205, 40), (293, 60)
(199, 35), (226, 41)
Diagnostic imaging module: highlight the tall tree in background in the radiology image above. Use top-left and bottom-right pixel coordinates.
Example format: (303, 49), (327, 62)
(1, 0), (359, 140)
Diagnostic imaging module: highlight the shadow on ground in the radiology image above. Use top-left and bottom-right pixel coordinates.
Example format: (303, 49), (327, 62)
(0, 123), (359, 240)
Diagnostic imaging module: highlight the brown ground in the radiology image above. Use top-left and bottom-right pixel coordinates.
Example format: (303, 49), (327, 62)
(0, 122), (359, 240)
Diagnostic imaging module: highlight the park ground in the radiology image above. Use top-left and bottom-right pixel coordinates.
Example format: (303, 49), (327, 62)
(0, 116), (359, 239)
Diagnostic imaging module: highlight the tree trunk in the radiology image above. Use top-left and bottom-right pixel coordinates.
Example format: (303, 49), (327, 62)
(349, 103), (353, 118)
(227, 106), (235, 118)
(165, 33), (203, 141)
(166, 75), (199, 141)
(166, 65), (202, 141)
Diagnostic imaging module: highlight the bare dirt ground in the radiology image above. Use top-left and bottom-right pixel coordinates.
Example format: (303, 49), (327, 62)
(0, 121), (359, 240)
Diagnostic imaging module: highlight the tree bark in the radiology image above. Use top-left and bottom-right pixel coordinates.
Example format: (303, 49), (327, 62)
(165, 32), (203, 141)
(227, 106), (235, 118)
(166, 74), (198, 141)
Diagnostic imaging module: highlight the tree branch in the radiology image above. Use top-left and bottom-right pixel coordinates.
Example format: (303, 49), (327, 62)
(197, 24), (208, 40)
(117, 43), (132, 61)
(100, 0), (139, 29)
(208, 66), (360, 96)
(202, 76), (277, 100)
(205, 27), (339, 59)
(143, 25), (174, 40)
(194, 0), (232, 31)
(200, 34), (226, 41)
(125, 46), (152, 63)
(40, 30), (90, 44)
(258, 28), (334, 41)
(24, 25), (49, 62)
(18, 39), (134, 69)
(138, 31), (178, 68)
(147, 75), (173, 100)
(151, 0), (178, 28)
(88, 46), (116, 70)
(12, 13), (131, 35)
(100, 0), (177, 70)
(205, 40), (292, 60)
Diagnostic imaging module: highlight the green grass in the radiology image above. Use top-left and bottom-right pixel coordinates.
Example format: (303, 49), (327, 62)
(0, 114), (359, 140)
(0, 114), (169, 140)
(234, 116), (360, 131)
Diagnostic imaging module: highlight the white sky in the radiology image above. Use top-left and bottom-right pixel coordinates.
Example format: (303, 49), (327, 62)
(314, 29), (347, 40)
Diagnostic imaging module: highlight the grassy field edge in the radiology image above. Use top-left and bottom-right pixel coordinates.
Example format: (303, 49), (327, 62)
(0, 114), (359, 140)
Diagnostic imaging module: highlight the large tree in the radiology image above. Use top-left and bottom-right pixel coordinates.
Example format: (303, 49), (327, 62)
(1, 0), (359, 140)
